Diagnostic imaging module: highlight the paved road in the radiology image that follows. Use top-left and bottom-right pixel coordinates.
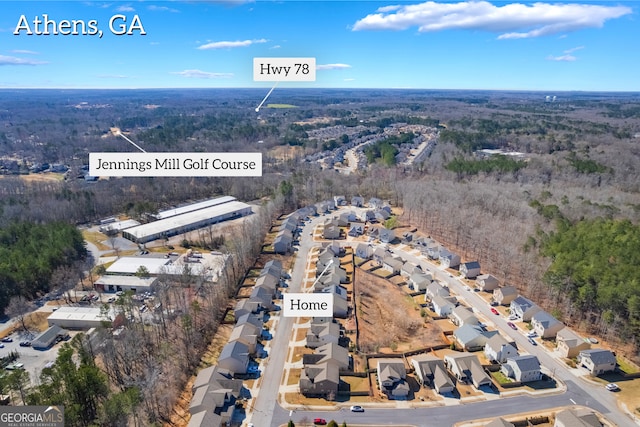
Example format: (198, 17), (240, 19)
(248, 211), (638, 427)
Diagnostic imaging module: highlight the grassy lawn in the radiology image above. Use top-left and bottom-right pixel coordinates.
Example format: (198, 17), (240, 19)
(287, 368), (301, 386)
(82, 230), (112, 251)
(372, 269), (393, 279)
(617, 356), (640, 374)
(284, 392), (336, 406)
(342, 375), (370, 392)
(266, 103), (298, 108)
(491, 370), (513, 385)
(354, 256), (367, 266)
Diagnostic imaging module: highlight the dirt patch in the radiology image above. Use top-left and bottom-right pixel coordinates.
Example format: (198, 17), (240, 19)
(288, 368), (302, 386)
(355, 268), (446, 354)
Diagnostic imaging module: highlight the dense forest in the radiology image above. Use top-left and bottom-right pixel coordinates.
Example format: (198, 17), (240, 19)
(0, 222), (86, 314)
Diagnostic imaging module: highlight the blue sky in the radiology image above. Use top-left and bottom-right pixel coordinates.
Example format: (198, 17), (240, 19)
(0, 0), (637, 91)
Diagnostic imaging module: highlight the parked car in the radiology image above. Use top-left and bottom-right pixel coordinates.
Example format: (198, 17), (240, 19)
(1, 337), (13, 343)
(19, 341), (31, 347)
(526, 331), (538, 338)
(350, 405), (364, 412)
(528, 337), (537, 346)
(507, 322), (517, 330)
(491, 308), (499, 315)
(606, 383), (620, 391)
(0, 343), (4, 348)
(313, 419), (327, 426)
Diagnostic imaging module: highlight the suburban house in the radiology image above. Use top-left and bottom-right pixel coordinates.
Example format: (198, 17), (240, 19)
(501, 355), (542, 383)
(531, 311), (564, 338)
(409, 271), (432, 292)
(348, 222), (365, 237)
(556, 328), (591, 358)
(444, 352), (492, 389)
(510, 296), (541, 321)
(303, 342), (350, 372)
(439, 250), (461, 269)
(426, 244), (441, 260)
(359, 210), (376, 223)
(425, 282), (450, 301)
(299, 362), (340, 397)
(476, 274), (499, 292)
(228, 323), (260, 354)
(189, 365), (244, 427)
(410, 354), (455, 394)
(374, 209), (391, 222)
(333, 213), (350, 227)
(460, 261), (481, 279)
(255, 274), (278, 295)
(493, 286), (518, 306)
(432, 295), (457, 317)
(454, 324), (499, 351)
(450, 306), (479, 327)
(379, 228), (396, 244)
(372, 247), (388, 264)
(554, 408), (602, 427)
(261, 259), (283, 278)
(401, 262), (420, 278)
(273, 230), (292, 254)
(355, 243), (374, 260)
(307, 320), (341, 349)
(368, 197), (383, 209)
(577, 349), (617, 375)
(351, 196), (365, 207)
(235, 313), (264, 331)
(249, 286), (274, 311)
(382, 257), (404, 275)
(217, 341), (250, 376)
(334, 195), (346, 206)
(332, 294), (349, 318)
(377, 359), (410, 398)
(322, 224), (341, 240)
(319, 284), (348, 300)
(484, 334), (518, 363)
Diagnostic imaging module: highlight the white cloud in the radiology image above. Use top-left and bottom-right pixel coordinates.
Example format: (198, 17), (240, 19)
(171, 69), (234, 79)
(352, 1), (631, 39)
(197, 39), (267, 50)
(269, 45), (281, 50)
(116, 5), (135, 12)
(148, 5), (179, 13)
(11, 49), (38, 55)
(0, 55), (47, 66)
(317, 63), (352, 70)
(563, 46), (584, 54)
(547, 54), (577, 62)
(344, 78), (356, 81)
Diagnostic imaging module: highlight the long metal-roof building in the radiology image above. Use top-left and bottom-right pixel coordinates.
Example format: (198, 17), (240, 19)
(122, 200), (252, 244)
(152, 196), (236, 220)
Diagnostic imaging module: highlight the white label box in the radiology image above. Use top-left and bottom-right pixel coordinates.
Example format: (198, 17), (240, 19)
(253, 57), (316, 82)
(89, 152), (262, 177)
(283, 293), (333, 317)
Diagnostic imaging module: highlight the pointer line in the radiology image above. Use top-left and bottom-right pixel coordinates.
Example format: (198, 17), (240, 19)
(117, 132), (147, 153)
(255, 82), (279, 112)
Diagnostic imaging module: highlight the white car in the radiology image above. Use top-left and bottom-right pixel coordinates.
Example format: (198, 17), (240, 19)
(526, 331), (538, 338)
(606, 383), (620, 391)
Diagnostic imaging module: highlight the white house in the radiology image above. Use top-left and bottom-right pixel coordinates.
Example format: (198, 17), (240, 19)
(432, 295), (456, 317)
(501, 355), (541, 383)
(476, 274), (499, 292)
(531, 311), (564, 338)
(484, 334), (518, 363)
(460, 261), (481, 279)
(577, 349), (617, 376)
(510, 296), (541, 321)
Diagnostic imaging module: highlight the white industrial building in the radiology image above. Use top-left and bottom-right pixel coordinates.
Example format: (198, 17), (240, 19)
(98, 219), (140, 234)
(106, 257), (173, 275)
(122, 200), (252, 243)
(151, 196), (237, 220)
(47, 306), (120, 330)
(94, 275), (158, 293)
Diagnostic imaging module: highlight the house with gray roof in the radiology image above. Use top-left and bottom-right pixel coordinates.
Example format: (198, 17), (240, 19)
(501, 355), (541, 382)
(432, 295), (457, 317)
(453, 324), (498, 351)
(334, 195), (346, 206)
(234, 299), (261, 320)
(577, 349), (617, 375)
(31, 325), (69, 350)
(359, 210), (376, 223)
(190, 365), (244, 427)
(322, 224), (341, 240)
(410, 354), (455, 394)
(217, 341), (250, 375)
(426, 244), (441, 260)
(556, 328), (591, 358)
(401, 262), (420, 278)
(531, 310), (564, 338)
(235, 312), (264, 331)
(300, 362), (340, 397)
(348, 222), (366, 237)
(554, 408), (602, 427)
(493, 286), (518, 306)
(229, 322), (260, 354)
(476, 274), (499, 292)
(379, 228), (396, 244)
(273, 230), (292, 254)
(368, 197), (383, 209)
(250, 286), (274, 311)
(408, 271), (431, 292)
(372, 247), (388, 264)
(355, 243), (374, 260)
(510, 296), (541, 321)
(307, 320), (341, 348)
(377, 359), (410, 398)
(439, 250), (461, 269)
(374, 209), (391, 222)
(303, 342), (350, 371)
(460, 261), (481, 279)
(351, 196), (365, 207)
(425, 282), (449, 301)
(450, 306), (479, 327)
(484, 334), (518, 363)
(444, 352), (492, 389)
(382, 257), (403, 274)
